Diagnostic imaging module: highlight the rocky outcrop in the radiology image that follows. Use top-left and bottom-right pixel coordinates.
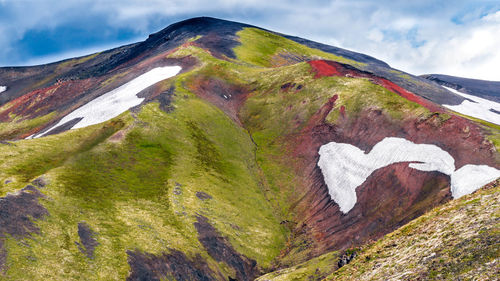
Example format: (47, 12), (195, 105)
(337, 251), (356, 268)
(194, 215), (260, 281)
(126, 249), (220, 281)
(76, 222), (99, 259)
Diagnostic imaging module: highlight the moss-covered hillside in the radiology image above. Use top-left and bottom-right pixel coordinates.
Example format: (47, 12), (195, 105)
(0, 17), (498, 280)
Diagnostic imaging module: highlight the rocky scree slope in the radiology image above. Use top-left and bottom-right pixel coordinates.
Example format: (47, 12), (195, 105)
(0, 17), (498, 280)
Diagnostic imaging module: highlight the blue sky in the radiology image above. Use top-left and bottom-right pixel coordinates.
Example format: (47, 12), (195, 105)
(0, 0), (499, 80)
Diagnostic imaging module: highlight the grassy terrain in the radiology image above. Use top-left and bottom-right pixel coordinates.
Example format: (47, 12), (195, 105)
(0, 112), (56, 140)
(0, 58), (287, 279)
(234, 28), (364, 68)
(256, 250), (340, 281)
(256, 181), (499, 280)
(240, 61), (431, 138)
(327, 181), (499, 280)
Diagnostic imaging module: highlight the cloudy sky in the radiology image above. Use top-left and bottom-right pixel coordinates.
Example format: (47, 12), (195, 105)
(0, 0), (499, 80)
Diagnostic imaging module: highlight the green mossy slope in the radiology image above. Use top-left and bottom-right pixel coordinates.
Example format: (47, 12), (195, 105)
(0, 64), (286, 279)
(234, 28), (363, 68)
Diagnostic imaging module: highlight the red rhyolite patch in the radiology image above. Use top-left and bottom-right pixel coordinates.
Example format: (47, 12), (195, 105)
(339, 105), (346, 118)
(308, 60), (441, 112)
(309, 60), (344, 78)
(0, 79), (97, 122)
(188, 75), (249, 126)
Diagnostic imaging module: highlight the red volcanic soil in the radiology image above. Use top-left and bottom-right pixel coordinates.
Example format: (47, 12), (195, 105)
(308, 60), (441, 111)
(188, 75), (249, 126)
(339, 105), (346, 118)
(282, 85), (499, 260)
(303, 163), (451, 252)
(309, 60), (349, 78)
(0, 79), (97, 122)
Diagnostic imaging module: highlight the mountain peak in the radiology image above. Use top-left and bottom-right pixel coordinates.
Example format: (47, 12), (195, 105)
(149, 16), (252, 38)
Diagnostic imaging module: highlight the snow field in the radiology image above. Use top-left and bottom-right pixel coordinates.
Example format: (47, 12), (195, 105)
(36, 66), (182, 138)
(442, 86), (500, 125)
(318, 137), (500, 213)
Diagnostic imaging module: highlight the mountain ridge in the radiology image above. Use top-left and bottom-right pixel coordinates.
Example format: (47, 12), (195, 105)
(421, 73), (500, 102)
(0, 17), (464, 107)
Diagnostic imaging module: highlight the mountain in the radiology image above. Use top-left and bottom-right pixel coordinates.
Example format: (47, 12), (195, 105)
(421, 74), (500, 102)
(0, 17), (498, 280)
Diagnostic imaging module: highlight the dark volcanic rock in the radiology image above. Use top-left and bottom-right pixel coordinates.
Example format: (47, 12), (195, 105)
(194, 215), (259, 281)
(76, 222), (99, 259)
(127, 249), (219, 281)
(0, 240), (5, 274)
(0, 182), (48, 272)
(0, 185), (48, 239)
(127, 214), (258, 281)
(43, 117), (83, 137)
(155, 87), (176, 113)
(137, 86), (177, 113)
(196, 191), (213, 201)
(31, 177), (47, 188)
(145, 17), (252, 59)
(337, 252), (356, 268)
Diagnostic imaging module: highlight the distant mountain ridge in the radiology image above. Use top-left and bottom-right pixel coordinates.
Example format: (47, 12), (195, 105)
(421, 73), (500, 102)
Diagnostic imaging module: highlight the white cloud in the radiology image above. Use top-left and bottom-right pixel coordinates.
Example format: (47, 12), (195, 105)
(0, 0), (499, 80)
(18, 39), (143, 67)
(394, 11), (500, 80)
(312, 8), (500, 80)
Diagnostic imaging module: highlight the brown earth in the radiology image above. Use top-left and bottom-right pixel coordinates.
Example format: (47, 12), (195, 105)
(277, 66), (499, 263)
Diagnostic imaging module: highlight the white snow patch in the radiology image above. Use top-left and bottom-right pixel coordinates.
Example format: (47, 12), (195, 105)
(35, 66), (181, 138)
(442, 86), (500, 125)
(0, 86), (6, 94)
(318, 137), (500, 213)
(450, 165), (500, 198)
